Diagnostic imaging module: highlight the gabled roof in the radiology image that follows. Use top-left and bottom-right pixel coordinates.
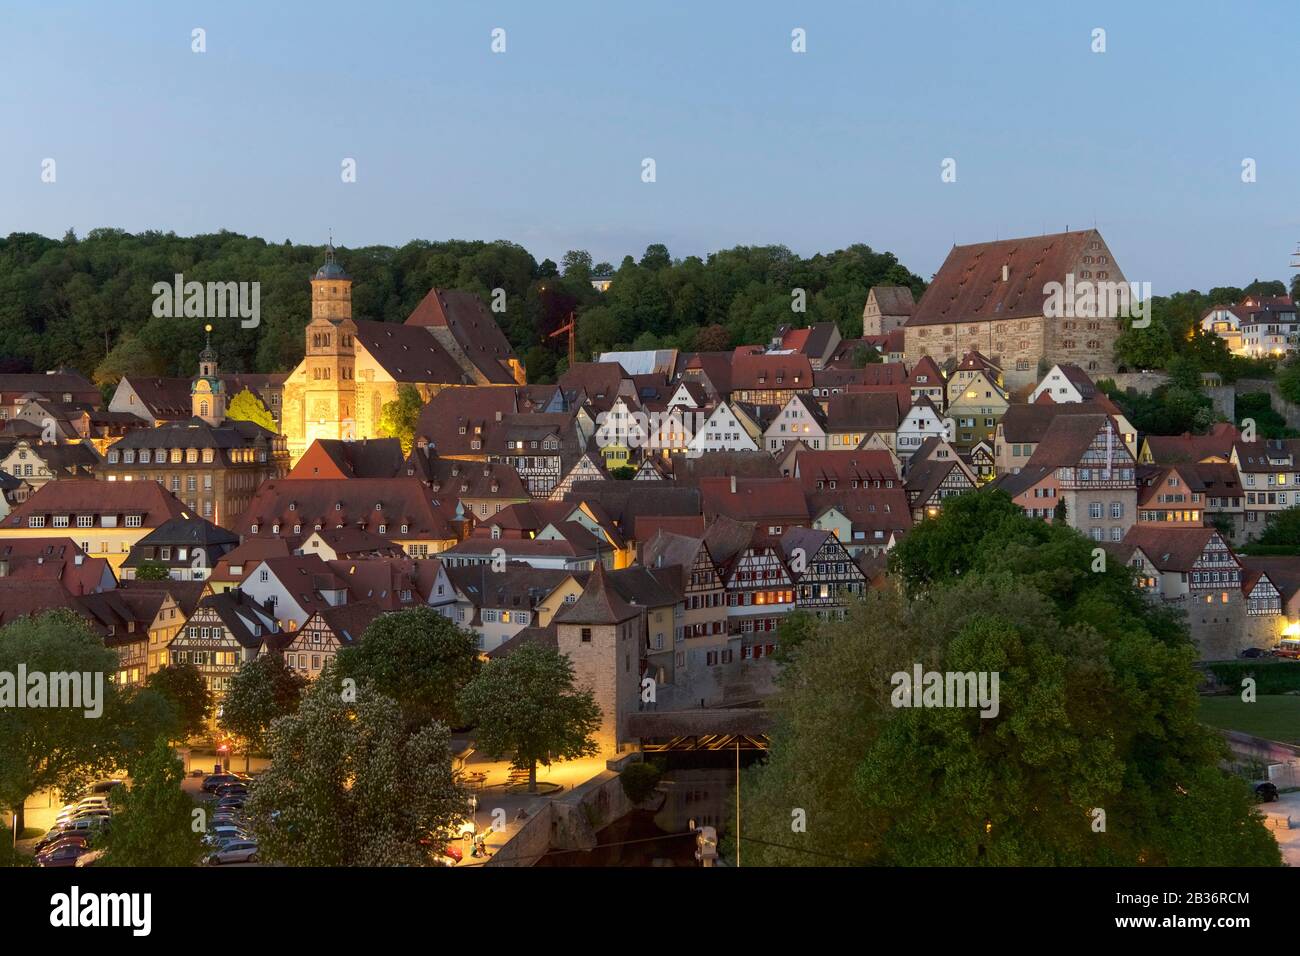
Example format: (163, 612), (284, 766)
(908, 230), (1104, 326)
(825, 392), (902, 432)
(0, 537), (113, 596)
(1142, 423), (1240, 465)
(806, 488), (912, 535)
(132, 515), (239, 549)
(679, 352), (735, 397)
(793, 450), (899, 492)
(906, 356), (945, 386)
(729, 352), (814, 391)
(288, 438), (405, 479)
(698, 477), (809, 525)
(235, 478), (455, 545)
(117, 578), (205, 618)
(402, 288), (518, 384)
(667, 451), (781, 483)
(558, 362), (631, 409)
(1115, 526), (1223, 573)
(1025, 414), (1114, 469)
(702, 515), (757, 568)
(5, 480), (188, 530)
(607, 565), (680, 609)
(413, 386), (520, 456)
(988, 464), (1056, 498)
(866, 286), (916, 315)
(352, 319), (470, 384)
(999, 401), (1118, 444)
(0, 371), (100, 406)
(446, 563), (574, 611)
(304, 526), (407, 558)
(553, 564), (640, 625)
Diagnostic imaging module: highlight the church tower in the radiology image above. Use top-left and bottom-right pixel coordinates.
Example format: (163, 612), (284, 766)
(191, 324), (226, 425)
(303, 240), (359, 447)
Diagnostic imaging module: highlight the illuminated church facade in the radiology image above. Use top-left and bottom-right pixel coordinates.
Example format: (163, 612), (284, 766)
(281, 245), (526, 461)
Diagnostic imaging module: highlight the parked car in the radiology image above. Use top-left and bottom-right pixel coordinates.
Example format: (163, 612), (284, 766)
(36, 842), (91, 868)
(203, 825), (250, 846)
(1241, 647), (1269, 659)
(74, 848), (106, 868)
(216, 798), (246, 812)
(51, 816), (108, 836)
(1256, 782), (1280, 802)
(215, 784), (250, 798)
(34, 830), (92, 854)
(86, 780), (126, 795)
(202, 773), (249, 793)
(206, 840), (259, 865)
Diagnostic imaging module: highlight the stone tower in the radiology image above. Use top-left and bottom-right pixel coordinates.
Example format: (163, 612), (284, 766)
(554, 563), (644, 755)
(191, 324), (226, 425)
(303, 241), (359, 447)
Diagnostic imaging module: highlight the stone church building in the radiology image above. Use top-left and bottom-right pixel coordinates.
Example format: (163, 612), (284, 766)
(903, 229), (1126, 391)
(281, 245), (526, 461)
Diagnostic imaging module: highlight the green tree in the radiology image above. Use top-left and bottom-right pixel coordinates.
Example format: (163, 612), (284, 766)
(134, 560), (172, 581)
(335, 607), (480, 731)
(1252, 506), (1300, 551)
(0, 610), (133, 833)
(225, 387), (276, 432)
(561, 249), (593, 279)
(219, 655), (306, 771)
(1278, 359), (1300, 406)
(101, 737), (204, 867)
(144, 663), (213, 741)
(377, 384), (424, 455)
(773, 609), (820, 663)
(619, 761), (662, 803)
(742, 494), (1279, 866)
(244, 667), (464, 866)
(458, 642), (601, 791)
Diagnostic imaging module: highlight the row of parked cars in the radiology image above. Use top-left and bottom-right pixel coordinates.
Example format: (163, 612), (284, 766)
(33, 780), (125, 868)
(199, 771), (259, 865)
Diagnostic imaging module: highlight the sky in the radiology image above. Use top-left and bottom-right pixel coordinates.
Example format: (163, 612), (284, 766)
(1, 0), (1297, 294)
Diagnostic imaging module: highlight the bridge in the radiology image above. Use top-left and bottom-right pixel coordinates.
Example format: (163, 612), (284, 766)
(628, 708), (772, 752)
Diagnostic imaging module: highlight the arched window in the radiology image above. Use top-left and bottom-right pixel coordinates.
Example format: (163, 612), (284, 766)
(200, 401), (209, 416)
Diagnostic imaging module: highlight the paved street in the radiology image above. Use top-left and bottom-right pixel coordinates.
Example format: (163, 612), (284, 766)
(450, 746), (611, 866)
(1260, 789), (1300, 866)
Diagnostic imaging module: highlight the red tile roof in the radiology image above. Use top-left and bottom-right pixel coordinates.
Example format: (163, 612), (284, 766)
(909, 230), (1102, 327)
(402, 288), (518, 384)
(4, 479), (188, 530)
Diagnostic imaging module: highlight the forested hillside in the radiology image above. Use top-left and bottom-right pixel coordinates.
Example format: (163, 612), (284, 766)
(0, 229), (926, 385)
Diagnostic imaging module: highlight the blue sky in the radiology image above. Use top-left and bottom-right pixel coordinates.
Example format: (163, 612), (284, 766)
(1, 0), (1297, 292)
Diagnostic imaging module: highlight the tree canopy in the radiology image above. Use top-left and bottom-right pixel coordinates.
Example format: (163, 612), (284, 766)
(225, 387), (277, 431)
(0, 230), (925, 386)
(218, 654), (307, 769)
(245, 667), (464, 866)
(742, 491), (1281, 866)
(335, 607), (480, 731)
(0, 610), (143, 832)
(102, 737), (205, 867)
(457, 642), (601, 791)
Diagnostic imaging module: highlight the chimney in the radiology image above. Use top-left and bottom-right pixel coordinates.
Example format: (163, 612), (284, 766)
(729, 475), (737, 494)
(1001, 264), (1009, 282)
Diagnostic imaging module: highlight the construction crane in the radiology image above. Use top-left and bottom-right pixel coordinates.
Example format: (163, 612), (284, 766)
(549, 311), (576, 368)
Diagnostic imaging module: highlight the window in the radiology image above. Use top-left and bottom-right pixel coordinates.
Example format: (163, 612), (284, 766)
(581, 627), (592, 643)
